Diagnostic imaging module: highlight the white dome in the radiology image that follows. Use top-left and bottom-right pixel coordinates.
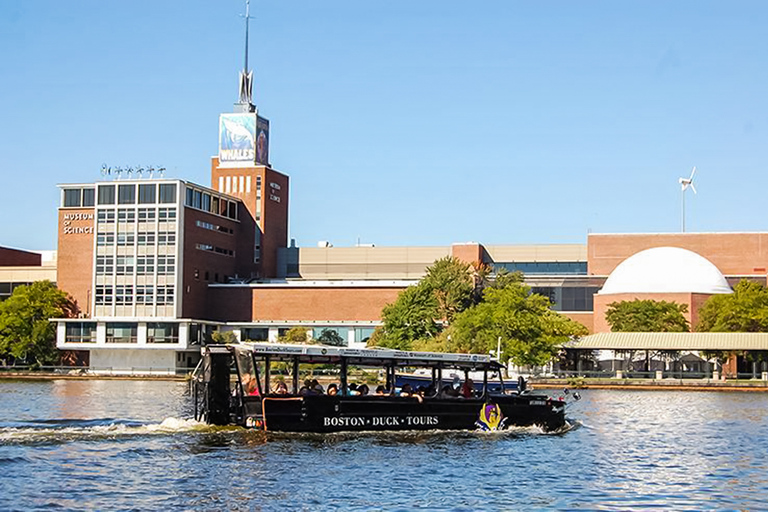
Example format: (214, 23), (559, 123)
(599, 247), (732, 295)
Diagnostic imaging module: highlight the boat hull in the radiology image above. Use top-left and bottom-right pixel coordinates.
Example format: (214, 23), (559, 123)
(253, 394), (565, 433)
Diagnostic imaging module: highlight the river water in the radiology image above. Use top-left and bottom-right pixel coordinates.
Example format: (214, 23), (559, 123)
(1, 380), (767, 510)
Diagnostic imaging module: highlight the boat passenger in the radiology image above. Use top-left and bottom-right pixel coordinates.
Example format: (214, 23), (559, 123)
(327, 383), (338, 396)
(400, 384), (423, 402)
(439, 385), (459, 398)
(241, 373), (260, 396)
(273, 380), (289, 395)
(461, 378), (474, 398)
(347, 383), (360, 396)
(357, 384), (370, 396)
(311, 379), (324, 394)
(374, 385), (387, 396)
(299, 379), (313, 396)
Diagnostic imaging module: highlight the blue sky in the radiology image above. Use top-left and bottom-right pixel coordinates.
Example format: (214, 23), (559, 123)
(2, 1), (767, 250)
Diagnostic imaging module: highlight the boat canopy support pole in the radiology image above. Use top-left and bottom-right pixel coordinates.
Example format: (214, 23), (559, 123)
(264, 355), (271, 394)
(482, 369), (488, 399)
(340, 357), (348, 395)
(292, 357), (299, 394)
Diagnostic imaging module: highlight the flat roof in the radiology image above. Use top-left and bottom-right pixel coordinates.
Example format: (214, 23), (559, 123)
(228, 342), (496, 369)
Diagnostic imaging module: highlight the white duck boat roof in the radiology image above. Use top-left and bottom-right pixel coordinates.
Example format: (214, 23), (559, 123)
(208, 342), (497, 370)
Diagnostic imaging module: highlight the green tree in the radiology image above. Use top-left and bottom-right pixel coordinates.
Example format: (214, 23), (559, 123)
(605, 299), (690, 332)
(279, 326), (311, 344)
(317, 328), (345, 346)
(421, 256), (474, 322)
(369, 283), (440, 350)
(445, 281), (588, 367)
(0, 280), (77, 367)
(697, 279), (768, 332)
(211, 331), (239, 344)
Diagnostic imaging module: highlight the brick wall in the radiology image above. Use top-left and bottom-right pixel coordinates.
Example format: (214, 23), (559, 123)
(56, 208), (95, 315)
(208, 285), (402, 323)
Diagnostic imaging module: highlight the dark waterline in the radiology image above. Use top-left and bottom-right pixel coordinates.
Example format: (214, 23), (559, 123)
(2, 380), (768, 510)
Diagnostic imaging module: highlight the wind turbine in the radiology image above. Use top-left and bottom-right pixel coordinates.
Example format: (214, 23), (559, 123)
(679, 166), (697, 232)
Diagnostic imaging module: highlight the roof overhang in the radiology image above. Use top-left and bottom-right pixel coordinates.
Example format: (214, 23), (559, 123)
(571, 332), (768, 351)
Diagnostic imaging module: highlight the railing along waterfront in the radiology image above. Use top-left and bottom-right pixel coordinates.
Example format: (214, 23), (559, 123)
(0, 365), (197, 377)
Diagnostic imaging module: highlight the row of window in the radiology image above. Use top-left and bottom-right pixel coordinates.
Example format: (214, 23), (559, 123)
(65, 322), (210, 344)
(97, 183), (177, 206)
(95, 285), (175, 305)
(97, 207), (177, 223)
(96, 231), (176, 247)
(240, 326), (375, 344)
(196, 220), (234, 235)
(63, 188), (96, 208)
(185, 186), (239, 221)
(218, 175), (262, 195)
(493, 262), (588, 275)
(0, 282), (32, 301)
(195, 243), (235, 257)
(530, 286), (602, 312)
(96, 255), (176, 275)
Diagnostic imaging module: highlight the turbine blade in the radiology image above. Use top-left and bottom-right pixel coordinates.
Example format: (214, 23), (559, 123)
(690, 183), (697, 194)
(690, 166), (696, 180)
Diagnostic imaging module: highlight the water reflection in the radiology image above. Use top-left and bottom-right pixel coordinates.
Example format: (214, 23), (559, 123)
(3, 381), (768, 509)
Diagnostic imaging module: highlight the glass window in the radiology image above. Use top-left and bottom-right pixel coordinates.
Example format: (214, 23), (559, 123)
(117, 209), (136, 222)
(97, 209), (115, 223)
(116, 233), (135, 246)
(493, 262), (588, 276)
(157, 256), (175, 275)
(65, 322), (97, 343)
(82, 188), (95, 207)
(202, 193), (211, 212)
(211, 196), (219, 215)
(137, 232), (155, 246)
(63, 189), (81, 207)
(115, 285), (133, 305)
(242, 327), (269, 341)
(185, 187), (194, 207)
(156, 285), (174, 305)
(136, 285), (154, 304)
(95, 255), (114, 274)
(106, 323), (137, 343)
(116, 256), (135, 275)
(159, 183), (176, 204)
(158, 208), (176, 221)
(354, 327), (375, 344)
(138, 184), (156, 204)
(95, 285), (113, 305)
(138, 208), (156, 222)
(228, 201), (238, 220)
(157, 231), (176, 246)
(98, 185), (115, 205)
(118, 184), (136, 205)
(96, 233), (115, 246)
(136, 256), (155, 274)
(313, 327), (348, 346)
(193, 189), (202, 209)
(147, 323), (179, 343)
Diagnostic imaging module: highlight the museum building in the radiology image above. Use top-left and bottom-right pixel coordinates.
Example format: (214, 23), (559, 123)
(33, 50), (768, 374)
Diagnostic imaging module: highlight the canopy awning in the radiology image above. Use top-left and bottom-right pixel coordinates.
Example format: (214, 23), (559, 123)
(570, 332), (768, 351)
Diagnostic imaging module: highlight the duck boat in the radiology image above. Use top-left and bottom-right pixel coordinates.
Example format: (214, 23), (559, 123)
(192, 343), (568, 433)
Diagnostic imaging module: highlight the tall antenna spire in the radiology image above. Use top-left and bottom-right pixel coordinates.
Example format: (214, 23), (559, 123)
(237, 0), (255, 110)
